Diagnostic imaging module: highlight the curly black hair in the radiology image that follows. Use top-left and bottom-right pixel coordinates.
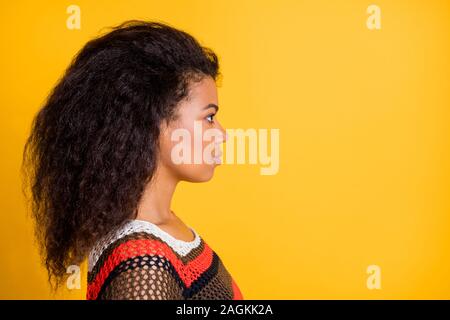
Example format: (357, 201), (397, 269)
(21, 20), (220, 288)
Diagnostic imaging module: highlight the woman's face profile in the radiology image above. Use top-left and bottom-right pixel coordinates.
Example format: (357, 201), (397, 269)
(158, 76), (227, 182)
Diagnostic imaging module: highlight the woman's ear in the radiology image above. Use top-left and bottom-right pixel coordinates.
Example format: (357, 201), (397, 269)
(160, 118), (172, 136)
(158, 117), (174, 154)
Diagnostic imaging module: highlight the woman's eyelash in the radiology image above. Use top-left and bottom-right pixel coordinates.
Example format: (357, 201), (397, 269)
(206, 113), (216, 123)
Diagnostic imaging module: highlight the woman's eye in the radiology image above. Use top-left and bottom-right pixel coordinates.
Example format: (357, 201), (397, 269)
(206, 114), (215, 123)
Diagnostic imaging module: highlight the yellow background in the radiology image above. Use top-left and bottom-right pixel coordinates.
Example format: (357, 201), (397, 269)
(1, 0), (449, 299)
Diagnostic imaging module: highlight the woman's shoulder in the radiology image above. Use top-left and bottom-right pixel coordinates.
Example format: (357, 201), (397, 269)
(86, 219), (244, 300)
(87, 220), (203, 299)
(88, 219), (202, 272)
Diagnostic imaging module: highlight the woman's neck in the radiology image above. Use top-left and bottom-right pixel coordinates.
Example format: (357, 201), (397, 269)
(136, 163), (179, 224)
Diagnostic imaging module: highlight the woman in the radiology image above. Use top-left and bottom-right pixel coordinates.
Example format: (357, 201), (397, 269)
(22, 20), (243, 300)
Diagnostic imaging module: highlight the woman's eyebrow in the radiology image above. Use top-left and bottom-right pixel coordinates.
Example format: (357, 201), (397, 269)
(203, 103), (219, 112)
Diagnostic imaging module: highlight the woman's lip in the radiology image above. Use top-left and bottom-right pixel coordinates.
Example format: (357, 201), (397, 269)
(213, 155), (222, 164)
(212, 150), (222, 158)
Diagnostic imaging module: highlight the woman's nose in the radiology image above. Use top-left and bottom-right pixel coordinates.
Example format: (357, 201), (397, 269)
(217, 122), (227, 143)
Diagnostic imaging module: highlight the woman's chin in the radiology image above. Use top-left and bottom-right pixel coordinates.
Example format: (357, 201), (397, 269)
(178, 164), (218, 183)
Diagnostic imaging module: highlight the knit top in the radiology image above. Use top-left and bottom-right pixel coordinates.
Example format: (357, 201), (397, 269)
(86, 219), (244, 300)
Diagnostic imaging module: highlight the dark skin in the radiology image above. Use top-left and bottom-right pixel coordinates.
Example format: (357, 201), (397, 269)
(135, 76), (226, 241)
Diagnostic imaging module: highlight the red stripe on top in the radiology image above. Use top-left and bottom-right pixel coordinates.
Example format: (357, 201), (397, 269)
(87, 238), (213, 300)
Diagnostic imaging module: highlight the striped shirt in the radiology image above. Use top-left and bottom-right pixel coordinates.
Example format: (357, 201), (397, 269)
(87, 219), (243, 300)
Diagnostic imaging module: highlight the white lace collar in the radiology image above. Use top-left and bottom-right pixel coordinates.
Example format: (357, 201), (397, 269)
(88, 219), (201, 272)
